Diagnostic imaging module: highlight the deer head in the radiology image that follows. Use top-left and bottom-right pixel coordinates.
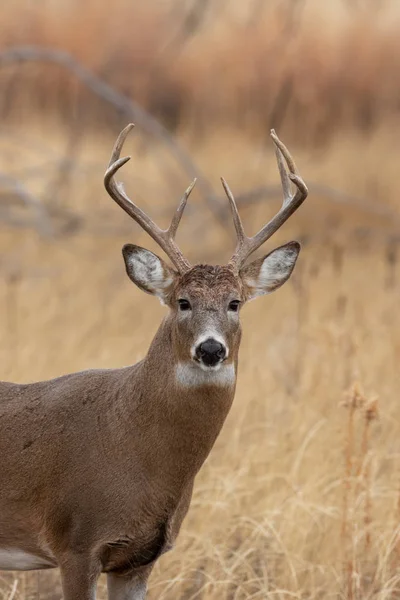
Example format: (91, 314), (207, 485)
(104, 124), (308, 373)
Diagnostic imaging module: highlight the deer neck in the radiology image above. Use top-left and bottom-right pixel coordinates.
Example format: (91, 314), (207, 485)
(120, 315), (238, 482)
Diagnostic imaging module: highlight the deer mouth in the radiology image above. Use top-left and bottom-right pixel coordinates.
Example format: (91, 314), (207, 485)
(192, 356), (227, 371)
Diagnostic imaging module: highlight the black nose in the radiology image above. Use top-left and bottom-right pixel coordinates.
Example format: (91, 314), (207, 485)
(196, 338), (226, 366)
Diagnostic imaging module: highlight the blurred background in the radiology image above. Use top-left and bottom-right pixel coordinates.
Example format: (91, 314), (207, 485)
(1, 1), (400, 598)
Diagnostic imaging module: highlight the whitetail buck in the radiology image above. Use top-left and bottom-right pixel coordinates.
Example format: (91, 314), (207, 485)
(0, 124), (307, 599)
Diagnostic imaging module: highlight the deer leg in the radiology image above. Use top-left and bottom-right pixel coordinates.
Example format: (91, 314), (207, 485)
(107, 570), (150, 600)
(59, 553), (100, 600)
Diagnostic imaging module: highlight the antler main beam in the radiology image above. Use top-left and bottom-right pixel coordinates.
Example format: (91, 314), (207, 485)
(105, 125), (307, 274)
(222, 129), (308, 271)
(104, 124), (195, 273)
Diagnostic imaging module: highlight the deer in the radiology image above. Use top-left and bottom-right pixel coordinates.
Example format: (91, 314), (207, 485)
(0, 124), (308, 600)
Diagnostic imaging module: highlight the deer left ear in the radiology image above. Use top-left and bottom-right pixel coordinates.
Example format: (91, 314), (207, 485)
(240, 241), (300, 300)
(122, 244), (176, 304)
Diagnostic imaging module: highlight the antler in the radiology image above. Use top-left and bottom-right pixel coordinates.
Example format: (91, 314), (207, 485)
(222, 129), (308, 271)
(104, 124), (195, 273)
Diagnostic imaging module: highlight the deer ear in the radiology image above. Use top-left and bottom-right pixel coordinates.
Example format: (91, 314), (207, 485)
(122, 244), (176, 303)
(240, 241), (300, 300)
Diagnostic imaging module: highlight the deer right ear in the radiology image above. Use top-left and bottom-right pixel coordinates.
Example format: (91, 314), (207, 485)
(240, 241), (300, 300)
(122, 244), (176, 303)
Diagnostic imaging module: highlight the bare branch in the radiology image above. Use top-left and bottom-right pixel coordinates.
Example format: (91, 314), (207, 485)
(0, 46), (224, 225)
(231, 182), (400, 222)
(0, 172), (53, 235)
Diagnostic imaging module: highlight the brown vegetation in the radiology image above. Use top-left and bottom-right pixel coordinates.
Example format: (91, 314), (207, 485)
(1, 0), (400, 141)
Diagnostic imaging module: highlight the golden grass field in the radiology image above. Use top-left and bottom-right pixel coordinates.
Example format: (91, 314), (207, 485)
(1, 1), (400, 599)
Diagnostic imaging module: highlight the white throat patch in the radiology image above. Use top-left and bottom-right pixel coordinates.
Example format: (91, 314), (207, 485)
(175, 362), (236, 388)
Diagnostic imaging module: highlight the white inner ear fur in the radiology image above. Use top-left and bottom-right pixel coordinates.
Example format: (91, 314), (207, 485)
(243, 245), (299, 299)
(126, 248), (173, 302)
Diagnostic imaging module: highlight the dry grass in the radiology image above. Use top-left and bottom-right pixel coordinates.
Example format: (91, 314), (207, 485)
(0, 118), (400, 599)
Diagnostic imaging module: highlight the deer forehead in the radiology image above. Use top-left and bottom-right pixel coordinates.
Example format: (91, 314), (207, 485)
(174, 265), (243, 300)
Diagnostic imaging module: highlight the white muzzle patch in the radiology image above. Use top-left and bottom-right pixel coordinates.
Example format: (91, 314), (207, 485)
(175, 362), (236, 388)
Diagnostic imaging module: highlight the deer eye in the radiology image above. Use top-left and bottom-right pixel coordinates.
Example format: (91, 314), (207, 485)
(178, 299), (192, 311)
(228, 300), (241, 312)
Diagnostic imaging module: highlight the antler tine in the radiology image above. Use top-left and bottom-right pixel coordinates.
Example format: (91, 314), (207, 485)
(104, 124), (192, 273)
(221, 177), (246, 244)
(168, 178), (197, 239)
(227, 129), (308, 270)
(273, 135), (291, 202)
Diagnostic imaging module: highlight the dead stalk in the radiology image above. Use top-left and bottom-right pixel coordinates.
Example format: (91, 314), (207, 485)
(341, 383), (366, 600)
(358, 399), (378, 552)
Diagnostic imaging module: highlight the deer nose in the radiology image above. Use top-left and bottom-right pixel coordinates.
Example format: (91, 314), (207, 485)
(195, 338), (226, 367)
